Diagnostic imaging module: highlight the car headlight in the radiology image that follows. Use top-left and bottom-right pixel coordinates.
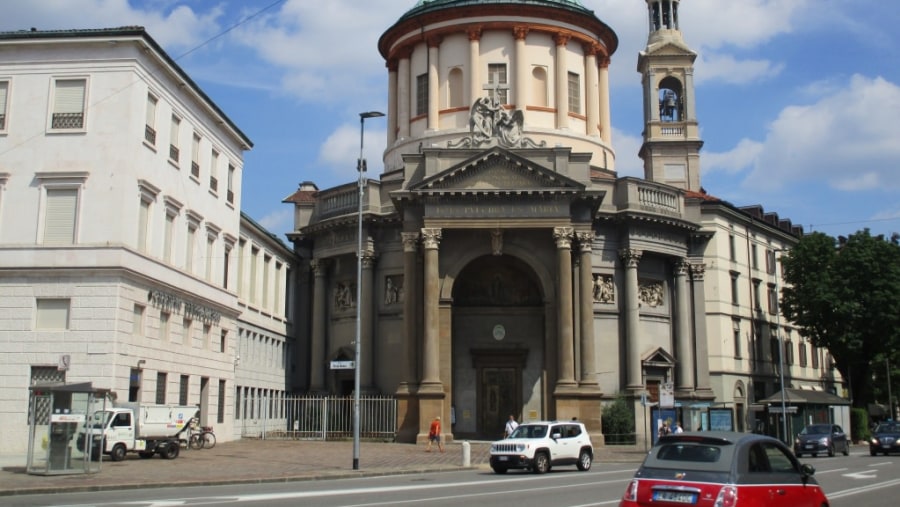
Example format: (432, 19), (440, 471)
(871, 437), (880, 445)
(516, 444), (526, 452)
(794, 438), (800, 446)
(92, 434), (102, 441)
(818, 437), (830, 445)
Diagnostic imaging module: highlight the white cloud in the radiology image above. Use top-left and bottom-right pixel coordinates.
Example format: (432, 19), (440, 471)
(256, 207), (292, 235)
(703, 139), (764, 175)
(317, 123), (388, 185)
(737, 75), (900, 192)
(610, 127), (643, 178)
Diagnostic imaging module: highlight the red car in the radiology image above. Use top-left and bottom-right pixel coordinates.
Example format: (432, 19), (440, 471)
(619, 432), (829, 507)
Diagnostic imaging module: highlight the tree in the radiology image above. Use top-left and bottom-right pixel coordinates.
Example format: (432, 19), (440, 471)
(780, 230), (900, 409)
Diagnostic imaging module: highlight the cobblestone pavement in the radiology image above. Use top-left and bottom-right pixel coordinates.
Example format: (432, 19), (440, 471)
(0, 439), (647, 497)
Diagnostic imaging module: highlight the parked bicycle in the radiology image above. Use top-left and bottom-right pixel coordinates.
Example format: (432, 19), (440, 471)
(184, 418), (217, 450)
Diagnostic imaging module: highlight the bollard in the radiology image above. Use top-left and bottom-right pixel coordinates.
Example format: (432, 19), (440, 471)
(462, 440), (471, 467)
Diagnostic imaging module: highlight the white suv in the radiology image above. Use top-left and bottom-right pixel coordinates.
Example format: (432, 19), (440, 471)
(489, 420), (593, 474)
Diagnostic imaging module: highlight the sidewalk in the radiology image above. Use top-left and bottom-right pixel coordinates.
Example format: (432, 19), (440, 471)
(0, 440), (647, 497)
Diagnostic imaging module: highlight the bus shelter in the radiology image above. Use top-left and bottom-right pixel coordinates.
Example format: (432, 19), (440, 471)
(757, 388), (851, 443)
(27, 382), (108, 475)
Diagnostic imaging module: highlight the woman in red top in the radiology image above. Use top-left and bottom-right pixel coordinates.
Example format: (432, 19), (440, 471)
(426, 416), (444, 452)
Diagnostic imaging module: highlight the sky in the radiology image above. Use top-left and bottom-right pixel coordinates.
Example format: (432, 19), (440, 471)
(2, 0), (899, 240)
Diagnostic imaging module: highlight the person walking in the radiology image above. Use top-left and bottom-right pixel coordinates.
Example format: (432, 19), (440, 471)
(426, 416), (444, 452)
(504, 414), (519, 438)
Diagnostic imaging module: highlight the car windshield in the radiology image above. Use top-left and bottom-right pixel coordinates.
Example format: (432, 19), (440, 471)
(656, 443), (723, 463)
(875, 423), (899, 433)
(800, 424), (832, 435)
(509, 425), (548, 439)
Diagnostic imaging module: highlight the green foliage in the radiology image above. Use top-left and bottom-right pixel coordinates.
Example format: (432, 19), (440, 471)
(602, 394), (636, 445)
(851, 407), (871, 443)
(780, 229), (900, 408)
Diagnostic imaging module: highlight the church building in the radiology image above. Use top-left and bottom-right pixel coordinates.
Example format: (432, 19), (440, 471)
(285, 0), (833, 445)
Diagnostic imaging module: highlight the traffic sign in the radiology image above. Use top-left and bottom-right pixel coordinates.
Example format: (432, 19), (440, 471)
(330, 360), (355, 369)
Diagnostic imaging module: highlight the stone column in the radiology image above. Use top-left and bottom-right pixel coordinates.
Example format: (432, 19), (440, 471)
(577, 232), (598, 386)
(387, 59), (398, 146)
(674, 259), (694, 392)
(554, 227), (576, 387)
(427, 37), (441, 131)
(397, 48), (412, 140)
(309, 258), (329, 392)
(468, 28), (482, 105)
(690, 263), (712, 393)
(554, 33), (570, 130)
(400, 232), (419, 391)
(361, 253), (376, 390)
(514, 26), (529, 116)
(621, 248), (643, 390)
(598, 56), (611, 145)
(583, 44), (600, 138)
(420, 228), (442, 390)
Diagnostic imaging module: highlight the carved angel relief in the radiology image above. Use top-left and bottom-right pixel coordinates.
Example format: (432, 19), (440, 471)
(592, 274), (615, 303)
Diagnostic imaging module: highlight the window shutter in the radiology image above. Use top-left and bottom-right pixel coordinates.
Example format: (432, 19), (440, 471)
(146, 95), (157, 126)
(43, 188), (78, 244)
(54, 80), (85, 114)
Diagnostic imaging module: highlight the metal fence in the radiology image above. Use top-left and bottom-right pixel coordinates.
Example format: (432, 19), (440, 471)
(239, 395), (398, 441)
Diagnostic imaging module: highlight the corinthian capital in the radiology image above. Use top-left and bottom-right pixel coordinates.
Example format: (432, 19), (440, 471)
(553, 227), (574, 249)
(421, 228), (442, 249)
(619, 248), (642, 268)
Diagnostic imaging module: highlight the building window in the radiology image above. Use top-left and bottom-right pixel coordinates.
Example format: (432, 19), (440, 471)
(262, 254), (271, 310)
(812, 345), (820, 369)
(50, 78), (86, 130)
(767, 284), (778, 315)
(0, 80), (8, 131)
(191, 133), (201, 179)
(751, 244), (759, 270)
(770, 335), (780, 365)
(223, 246), (231, 289)
(169, 115), (181, 163)
(531, 66), (548, 107)
(234, 385), (241, 420)
(160, 311), (170, 341)
(275, 262), (283, 315)
(732, 319), (742, 358)
(785, 338), (794, 365)
(567, 71), (581, 114)
(448, 67), (463, 108)
(186, 223), (197, 273)
(155, 372), (167, 404)
(250, 246), (260, 305)
(730, 271), (739, 305)
(237, 239), (246, 297)
(227, 164), (235, 205)
(220, 330), (227, 353)
(29, 366), (65, 425)
(487, 63), (508, 104)
(729, 234), (737, 262)
(42, 187), (78, 245)
(133, 304), (145, 336)
(209, 150), (219, 193)
(766, 249), (776, 274)
(35, 298), (70, 330)
(206, 234), (216, 281)
(752, 279), (761, 310)
(163, 211), (175, 262)
(144, 93), (157, 145)
(218, 380), (226, 424)
(799, 341), (808, 367)
(179, 375), (189, 405)
(415, 73), (428, 116)
(138, 196), (151, 253)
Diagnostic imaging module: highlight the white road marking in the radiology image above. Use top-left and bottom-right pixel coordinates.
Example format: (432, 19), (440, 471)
(828, 478), (900, 499)
(842, 470), (878, 479)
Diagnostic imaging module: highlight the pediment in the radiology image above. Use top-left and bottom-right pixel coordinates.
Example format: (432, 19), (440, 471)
(643, 39), (697, 58)
(642, 346), (676, 366)
(409, 148), (584, 194)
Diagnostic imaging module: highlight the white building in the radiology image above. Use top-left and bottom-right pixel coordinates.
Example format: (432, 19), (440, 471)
(0, 27), (295, 457)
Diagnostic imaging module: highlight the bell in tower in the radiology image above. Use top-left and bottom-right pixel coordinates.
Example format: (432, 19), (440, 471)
(649, 0), (680, 32)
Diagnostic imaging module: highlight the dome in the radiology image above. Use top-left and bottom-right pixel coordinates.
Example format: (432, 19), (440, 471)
(401, 0), (596, 23)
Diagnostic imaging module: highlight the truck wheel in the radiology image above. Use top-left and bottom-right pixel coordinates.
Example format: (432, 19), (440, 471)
(532, 452), (550, 474)
(139, 451), (155, 459)
(110, 444), (127, 462)
(161, 442), (180, 459)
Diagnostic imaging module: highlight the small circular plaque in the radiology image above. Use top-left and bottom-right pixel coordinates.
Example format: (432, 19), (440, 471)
(492, 324), (506, 341)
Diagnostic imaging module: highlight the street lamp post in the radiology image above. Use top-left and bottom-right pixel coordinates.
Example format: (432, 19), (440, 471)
(353, 111), (384, 471)
(774, 248), (788, 444)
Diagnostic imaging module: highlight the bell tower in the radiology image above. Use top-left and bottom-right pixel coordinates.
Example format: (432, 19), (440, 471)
(637, 0), (703, 191)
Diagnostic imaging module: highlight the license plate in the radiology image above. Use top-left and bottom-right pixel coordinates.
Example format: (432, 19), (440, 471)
(652, 490), (697, 504)
(498, 456), (509, 461)
(883, 445), (892, 449)
(805, 444), (815, 449)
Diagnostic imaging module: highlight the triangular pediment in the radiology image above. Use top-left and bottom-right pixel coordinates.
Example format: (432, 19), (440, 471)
(409, 147), (584, 194)
(642, 346), (676, 366)
(642, 39), (697, 59)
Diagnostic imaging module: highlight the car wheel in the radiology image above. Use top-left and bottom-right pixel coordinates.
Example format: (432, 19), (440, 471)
(795, 452), (802, 458)
(110, 444), (127, 462)
(843, 442), (850, 456)
(577, 449), (592, 471)
(870, 448), (877, 456)
(828, 444), (835, 457)
(532, 452), (550, 474)
(491, 465), (508, 474)
(160, 442), (180, 459)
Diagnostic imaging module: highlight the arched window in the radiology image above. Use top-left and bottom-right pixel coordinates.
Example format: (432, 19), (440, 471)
(658, 76), (684, 122)
(448, 67), (464, 108)
(531, 66), (548, 107)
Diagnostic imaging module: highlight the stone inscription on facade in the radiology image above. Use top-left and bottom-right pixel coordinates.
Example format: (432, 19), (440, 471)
(148, 289), (222, 324)
(428, 202), (568, 219)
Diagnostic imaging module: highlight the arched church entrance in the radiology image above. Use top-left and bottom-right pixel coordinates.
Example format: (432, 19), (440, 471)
(450, 254), (545, 440)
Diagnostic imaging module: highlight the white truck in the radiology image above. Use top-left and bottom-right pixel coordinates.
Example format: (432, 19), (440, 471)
(76, 402), (197, 461)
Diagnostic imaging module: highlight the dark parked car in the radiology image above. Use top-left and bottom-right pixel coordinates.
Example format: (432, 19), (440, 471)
(619, 432), (828, 507)
(794, 423), (850, 457)
(869, 421), (900, 456)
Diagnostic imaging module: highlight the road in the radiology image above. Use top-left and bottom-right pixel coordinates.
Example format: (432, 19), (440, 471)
(9, 448), (900, 507)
